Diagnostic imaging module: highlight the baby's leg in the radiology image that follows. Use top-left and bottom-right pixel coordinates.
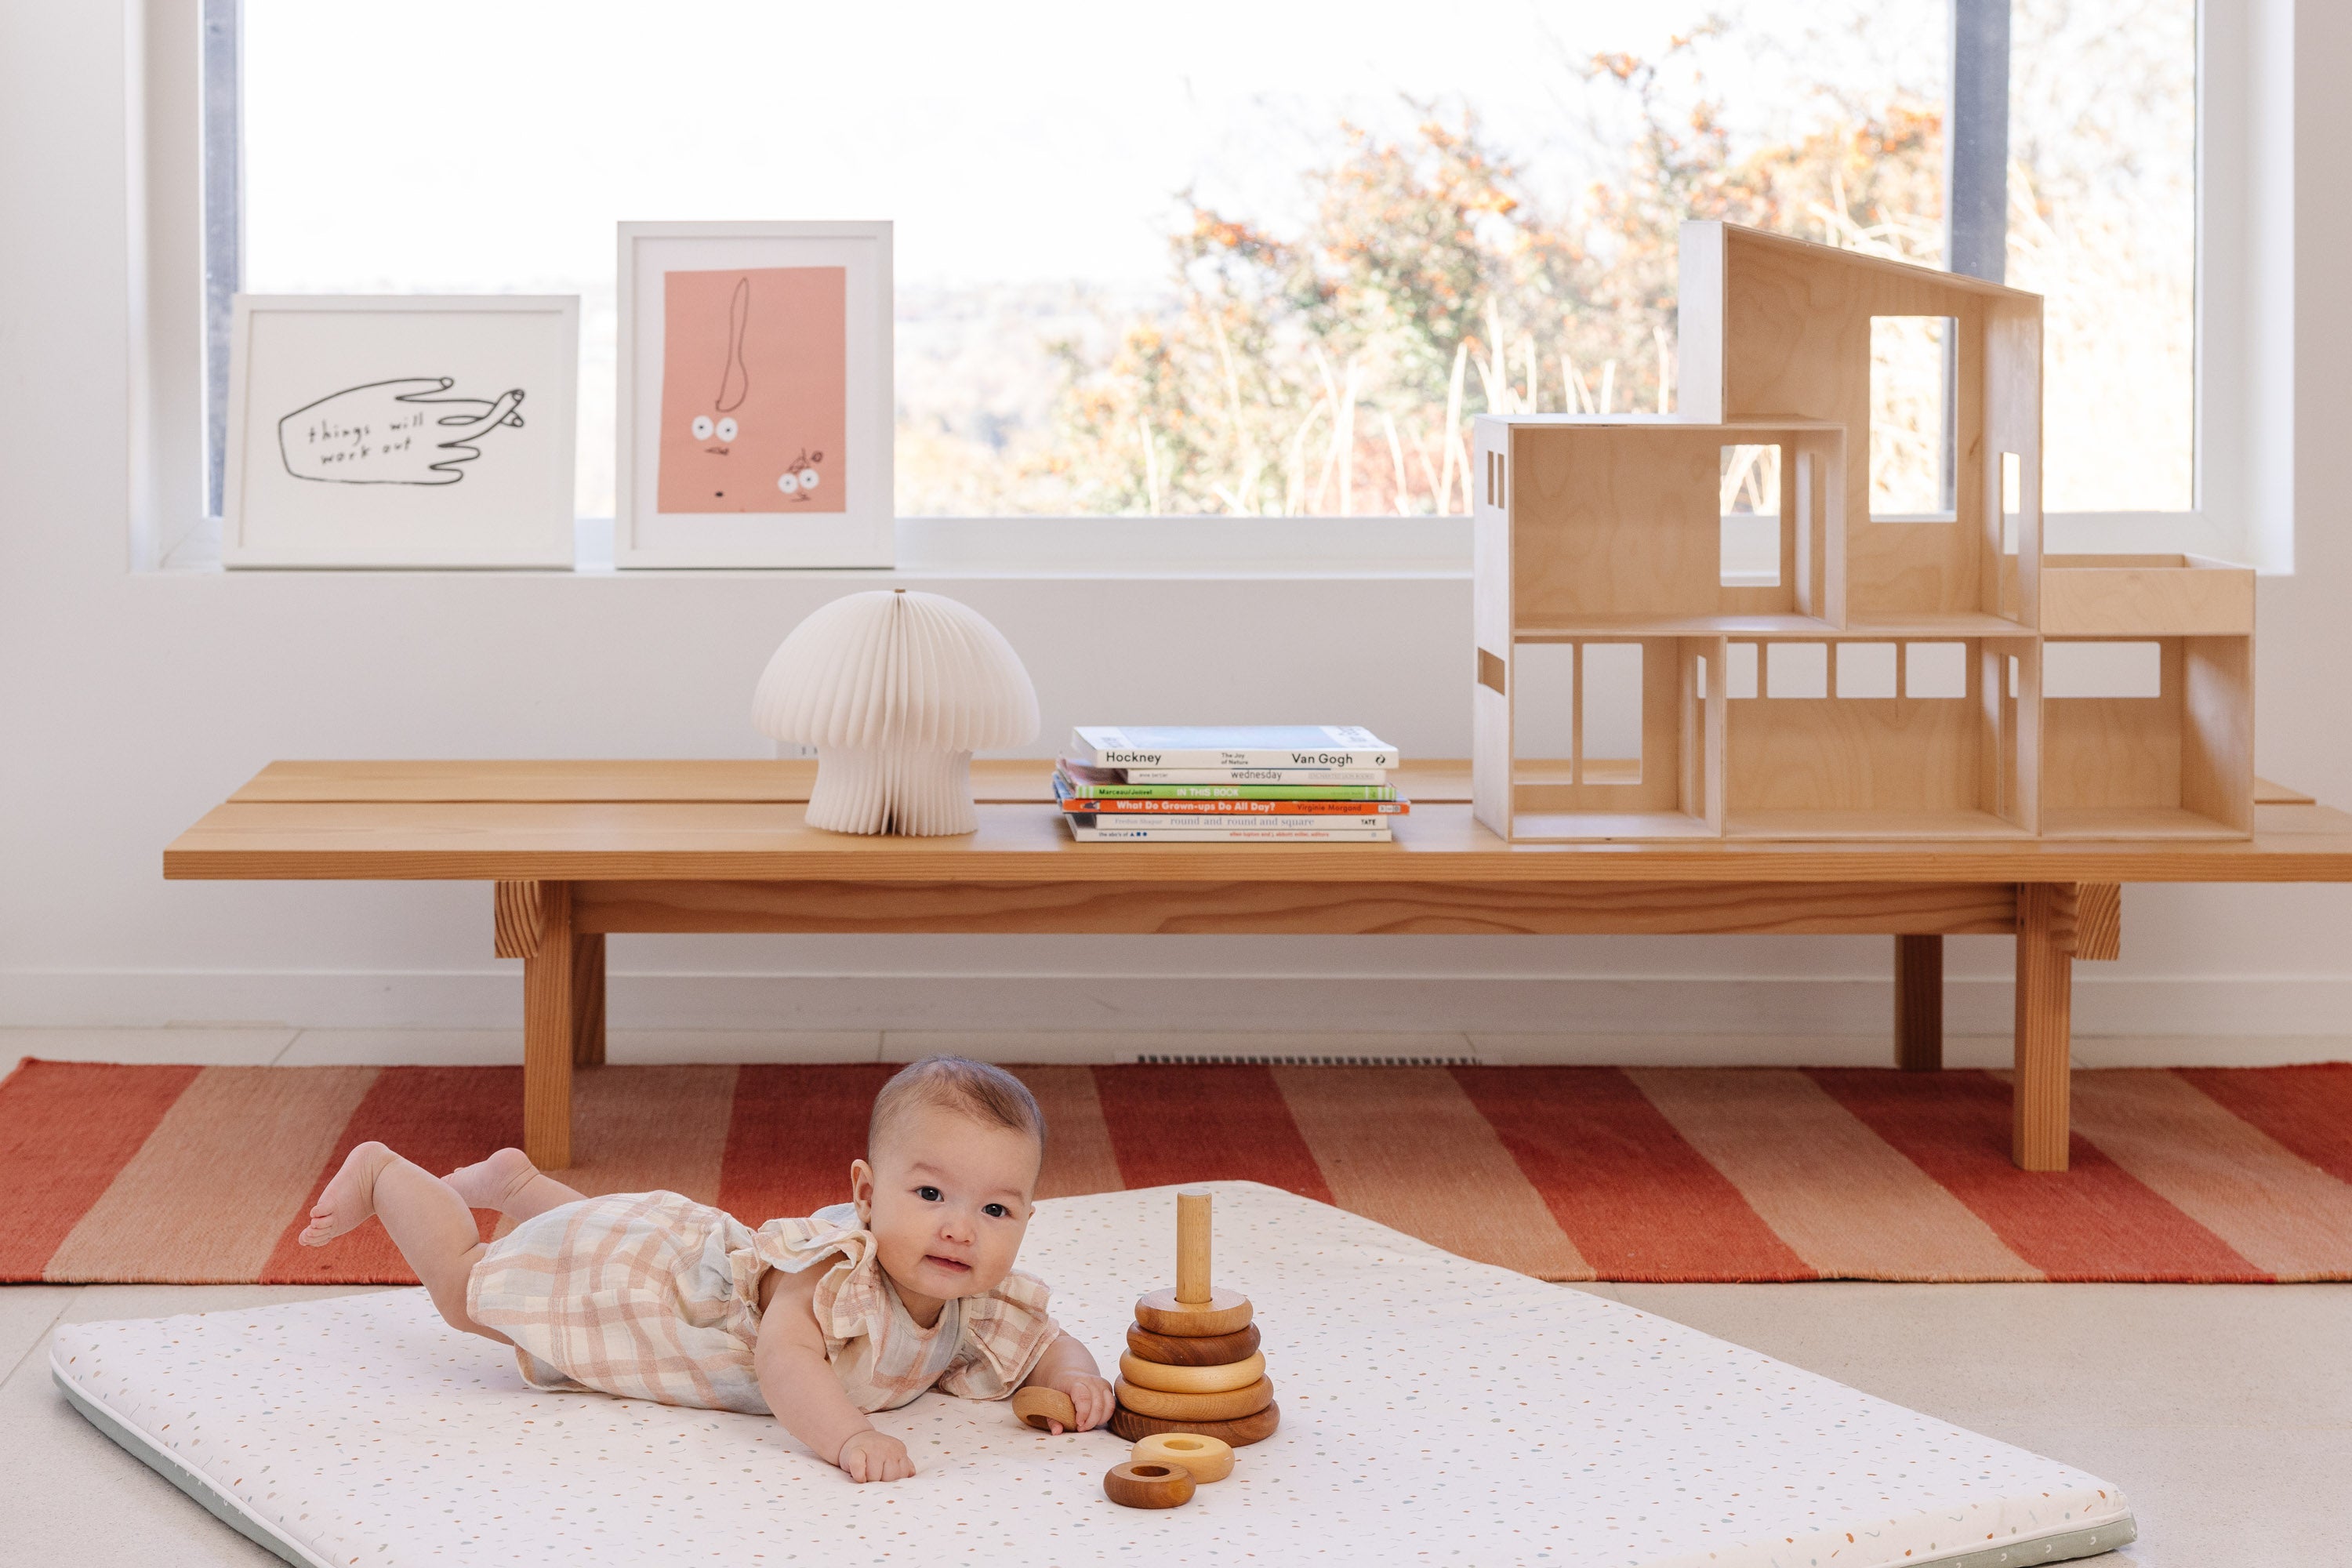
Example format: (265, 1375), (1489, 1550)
(300, 1142), (509, 1343)
(445, 1147), (584, 1224)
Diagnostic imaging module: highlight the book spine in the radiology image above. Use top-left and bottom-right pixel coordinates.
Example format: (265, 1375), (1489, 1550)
(1086, 750), (1399, 769)
(1120, 768), (1391, 786)
(1061, 797), (1409, 815)
(1066, 813), (1392, 830)
(1071, 740), (1399, 769)
(1063, 782), (1399, 801)
(1069, 826), (1394, 841)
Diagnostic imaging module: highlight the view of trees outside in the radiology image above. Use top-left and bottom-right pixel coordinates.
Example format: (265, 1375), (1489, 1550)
(246, 0), (2194, 524)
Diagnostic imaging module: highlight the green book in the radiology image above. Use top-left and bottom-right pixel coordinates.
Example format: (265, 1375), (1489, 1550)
(1054, 773), (1396, 802)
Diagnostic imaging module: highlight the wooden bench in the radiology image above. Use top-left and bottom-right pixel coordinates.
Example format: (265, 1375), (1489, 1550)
(165, 761), (2352, 1172)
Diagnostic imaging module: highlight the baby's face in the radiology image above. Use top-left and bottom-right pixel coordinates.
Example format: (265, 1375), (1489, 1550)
(852, 1105), (1040, 1307)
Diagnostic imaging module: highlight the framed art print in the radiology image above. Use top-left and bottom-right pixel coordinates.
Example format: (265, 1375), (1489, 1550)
(617, 221), (894, 568)
(223, 296), (579, 568)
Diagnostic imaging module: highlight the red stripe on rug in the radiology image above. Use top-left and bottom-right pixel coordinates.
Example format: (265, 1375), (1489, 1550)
(716, 1065), (898, 1225)
(1090, 1065), (1334, 1202)
(256, 1066), (527, 1285)
(1450, 1066), (1813, 1281)
(2174, 1063), (2352, 1186)
(1804, 1069), (2265, 1282)
(0, 1061), (201, 1281)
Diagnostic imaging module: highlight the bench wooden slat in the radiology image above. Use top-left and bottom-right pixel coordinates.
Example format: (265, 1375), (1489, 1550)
(164, 797), (2352, 884)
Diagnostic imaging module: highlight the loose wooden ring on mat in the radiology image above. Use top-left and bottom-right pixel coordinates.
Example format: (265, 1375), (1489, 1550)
(1132, 1432), (1234, 1484)
(1011, 1386), (1077, 1432)
(1119, 1350), (1266, 1396)
(1134, 1287), (1252, 1338)
(1115, 1375), (1274, 1422)
(1103, 1460), (1195, 1510)
(1109, 1401), (1281, 1448)
(1127, 1321), (1261, 1367)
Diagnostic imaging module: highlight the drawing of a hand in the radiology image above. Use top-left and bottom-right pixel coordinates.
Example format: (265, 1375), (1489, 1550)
(278, 377), (528, 486)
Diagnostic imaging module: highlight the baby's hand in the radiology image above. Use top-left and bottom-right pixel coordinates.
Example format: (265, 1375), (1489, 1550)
(1042, 1374), (1116, 1434)
(837, 1428), (914, 1483)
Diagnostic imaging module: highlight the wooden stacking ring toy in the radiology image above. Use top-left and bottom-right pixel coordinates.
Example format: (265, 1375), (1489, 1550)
(1132, 1188), (1255, 1335)
(1131, 1432), (1234, 1483)
(1133, 1286), (1254, 1338)
(1115, 1191), (1280, 1446)
(1102, 1459), (1195, 1510)
(1119, 1349), (1266, 1395)
(1109, 1401), (1282, 1447)
(1127, 1321), (1260, 1367)
(1011, 1385), (1077, 1432)
(1114, 1374), (1274, 1422)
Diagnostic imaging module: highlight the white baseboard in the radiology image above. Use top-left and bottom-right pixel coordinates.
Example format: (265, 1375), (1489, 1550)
(5, 969), (2352, 1052)
(8, 1023), (2347, 1069)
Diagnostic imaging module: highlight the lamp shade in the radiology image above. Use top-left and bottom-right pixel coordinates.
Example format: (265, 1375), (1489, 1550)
(751, 589), (1040, 835)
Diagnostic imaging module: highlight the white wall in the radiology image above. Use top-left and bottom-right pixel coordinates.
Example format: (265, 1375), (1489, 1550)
(3, 0), (2348, 1054)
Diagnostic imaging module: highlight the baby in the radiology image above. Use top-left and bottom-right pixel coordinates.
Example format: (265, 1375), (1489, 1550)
(297, 1055), (1115, 1482)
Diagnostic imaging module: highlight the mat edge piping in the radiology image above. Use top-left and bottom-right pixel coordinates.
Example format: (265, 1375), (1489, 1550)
(1902, 1513), (2138, 1568)
(51, 1348), (325, 1568)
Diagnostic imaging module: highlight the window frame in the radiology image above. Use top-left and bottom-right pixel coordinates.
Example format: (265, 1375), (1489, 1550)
(136, 1), (2286, 576)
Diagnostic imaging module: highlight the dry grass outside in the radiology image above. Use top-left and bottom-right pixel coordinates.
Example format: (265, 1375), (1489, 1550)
(891, 0), (2194, 521)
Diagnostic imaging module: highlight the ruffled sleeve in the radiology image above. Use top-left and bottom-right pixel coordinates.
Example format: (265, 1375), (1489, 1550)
(738, 1203), (896, 1347)
(935, 1268), (1062, 1400)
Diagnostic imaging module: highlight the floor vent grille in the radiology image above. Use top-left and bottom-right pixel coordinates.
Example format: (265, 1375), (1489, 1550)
(1131, 1053), (1479, 1067)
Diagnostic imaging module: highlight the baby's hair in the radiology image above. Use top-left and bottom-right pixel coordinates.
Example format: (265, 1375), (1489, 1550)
(869, 1056), (1045, 1160)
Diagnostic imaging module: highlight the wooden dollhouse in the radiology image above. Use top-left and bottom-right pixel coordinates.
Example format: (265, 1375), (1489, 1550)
(1472, 220), (2254, 843)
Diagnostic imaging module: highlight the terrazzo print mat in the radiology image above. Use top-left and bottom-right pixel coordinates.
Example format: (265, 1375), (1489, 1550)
(50, 1182), (2132, 1568)
(6, 1058), (2352, 1284)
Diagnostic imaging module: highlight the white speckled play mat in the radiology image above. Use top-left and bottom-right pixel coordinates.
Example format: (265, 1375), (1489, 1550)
(51, 1182), (2132, 1567)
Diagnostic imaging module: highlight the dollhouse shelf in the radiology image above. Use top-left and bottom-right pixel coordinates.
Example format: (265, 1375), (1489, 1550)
(1472, 222), (2254, 846)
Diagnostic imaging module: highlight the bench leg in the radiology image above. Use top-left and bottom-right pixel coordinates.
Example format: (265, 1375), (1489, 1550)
(1893, 934), (1944, 1071)
(572, 934), (606, 1066)
(520, 883), (576, 1170)
(2013, 883), (2078, 1171)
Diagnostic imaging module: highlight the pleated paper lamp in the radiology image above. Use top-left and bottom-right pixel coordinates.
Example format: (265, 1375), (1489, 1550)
(751, 589), (1041, 836)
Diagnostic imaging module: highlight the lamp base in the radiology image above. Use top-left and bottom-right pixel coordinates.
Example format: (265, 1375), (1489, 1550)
(806, 747), (978, 836)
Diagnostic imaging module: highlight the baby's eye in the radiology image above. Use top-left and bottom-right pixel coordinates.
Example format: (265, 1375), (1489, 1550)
(691, 415), (713, 441)
(916, 1185), (942, 1203)
(716, 416), (739, 441)
(983, 1203), (1011, 1219)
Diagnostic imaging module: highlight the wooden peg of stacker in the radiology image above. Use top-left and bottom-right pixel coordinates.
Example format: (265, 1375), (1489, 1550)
(1176, 1189), (1214, 1305)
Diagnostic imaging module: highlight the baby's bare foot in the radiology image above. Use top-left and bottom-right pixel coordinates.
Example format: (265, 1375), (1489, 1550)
(299, 1141), (394, 1247)
(445, 1147), (539, 1212)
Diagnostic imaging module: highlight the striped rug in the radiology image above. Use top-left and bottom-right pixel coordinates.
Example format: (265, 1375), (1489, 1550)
(6, 1059), (2351, 1284)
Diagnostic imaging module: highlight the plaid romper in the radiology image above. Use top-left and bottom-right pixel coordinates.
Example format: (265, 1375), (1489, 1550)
(466, 1192), (1060, 1417)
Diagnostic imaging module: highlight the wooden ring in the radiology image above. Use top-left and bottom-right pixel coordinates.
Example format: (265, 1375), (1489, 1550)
(1119, 1350), (1265, 1395)
(1103, 1459), (1195, 1510)
(1127, 1322), (1260, 1367)
(1132, 1432), (1233, 1483)
(1011, 1385), (1076, 1432)
(1134, 1286), (1252, 1338)
(1114, 1374), (1273, 1421)
(1109, 1400), (1280, 1448)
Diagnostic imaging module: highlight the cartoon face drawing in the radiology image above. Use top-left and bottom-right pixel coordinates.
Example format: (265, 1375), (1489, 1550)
(656, 266), (846, 514)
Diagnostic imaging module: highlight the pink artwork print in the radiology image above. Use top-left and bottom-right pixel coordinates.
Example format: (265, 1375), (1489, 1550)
(656, 266), (847, 514)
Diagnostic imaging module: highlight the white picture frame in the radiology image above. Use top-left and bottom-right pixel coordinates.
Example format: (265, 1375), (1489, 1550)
(223, 295), (579, 568)
(617, 220), (894, 568)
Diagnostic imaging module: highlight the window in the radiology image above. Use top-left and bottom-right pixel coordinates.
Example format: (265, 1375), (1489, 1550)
(206, 1), (2202, 548)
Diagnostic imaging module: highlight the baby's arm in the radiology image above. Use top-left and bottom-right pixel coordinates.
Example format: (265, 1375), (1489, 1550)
(1019, 1330), (1116, 1433)
(753, 1266), (912, 1483)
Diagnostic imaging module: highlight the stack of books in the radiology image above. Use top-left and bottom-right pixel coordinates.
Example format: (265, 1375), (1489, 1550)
(1055, 725), (1406, 842)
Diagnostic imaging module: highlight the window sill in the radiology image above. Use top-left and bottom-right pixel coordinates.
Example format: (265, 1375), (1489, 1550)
(145, 510), (2256, 580)
(154, 514), (1477, 579)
